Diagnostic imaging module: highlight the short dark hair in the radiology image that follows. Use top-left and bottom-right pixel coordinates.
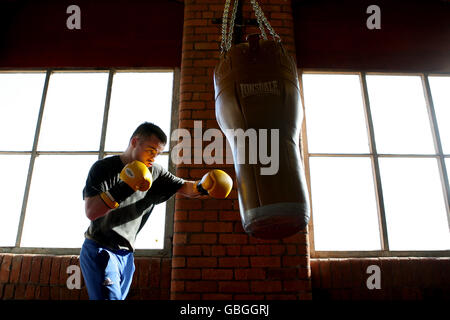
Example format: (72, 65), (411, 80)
(130, 122), (167, 145)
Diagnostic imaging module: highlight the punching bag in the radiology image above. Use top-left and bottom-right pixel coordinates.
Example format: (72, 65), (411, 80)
(214, 0), (310, 239)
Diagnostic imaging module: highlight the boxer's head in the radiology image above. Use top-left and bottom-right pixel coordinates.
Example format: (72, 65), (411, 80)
(127, 122), (167, 167)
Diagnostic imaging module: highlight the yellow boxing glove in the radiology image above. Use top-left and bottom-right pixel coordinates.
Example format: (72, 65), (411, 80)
(197, 169), (233, 198)
(101, 160), (152, 209)
(120, 160), (153, 191)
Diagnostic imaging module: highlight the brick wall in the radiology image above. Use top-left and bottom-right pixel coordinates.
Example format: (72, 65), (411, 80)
(171, 0), (311, 300)
(0, 254), (171, 300)
(310, 258), (450, 300)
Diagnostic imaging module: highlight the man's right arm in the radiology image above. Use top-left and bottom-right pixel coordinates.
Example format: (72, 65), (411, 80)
(85, 195), (112, 221)
(84, 160), (153, 221)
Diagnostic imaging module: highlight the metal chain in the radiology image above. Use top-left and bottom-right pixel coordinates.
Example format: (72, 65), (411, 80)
(220, 0), (232, 52)
(250, 0), (281, 42)
(221, 0), (281, 53)
(226, 0), (239, 52)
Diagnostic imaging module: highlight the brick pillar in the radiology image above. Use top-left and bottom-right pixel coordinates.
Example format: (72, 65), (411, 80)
(171, 0), (311, 300)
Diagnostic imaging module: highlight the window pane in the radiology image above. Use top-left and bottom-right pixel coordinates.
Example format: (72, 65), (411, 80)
(429, 76), (450, 154)
(37, 72), (108, 151)
(366, 75), (435, 154)
(105, 72), (173, 152)
(310, 157), (381, 251)
(0, 155), (30, 246)
(303, 74), (370, 153)
(21, 155), (97, 248)
(379, 158), (449, 251)
(134, 154), (169, 250)
(0, 73), (45, 151)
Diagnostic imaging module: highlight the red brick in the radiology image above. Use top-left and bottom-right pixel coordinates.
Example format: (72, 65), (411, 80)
(204, 222), (233, 233)
(218, 281), (250, 293)
(173, 245), (203, 256)
(211, 245), (226, 256)
(185, 281), (217, 293)
(19, 255), (32, 283)
(173, 233), (187, 245)
(60, 287), (72, 300)
(49, 286), (59, 300)
(187, 257), (217, 268)
(172, 268), (201, 280)
(267, 268), (297, 280)
(189, 210), (218, 221)
(181, 84), (207, 94)
(298, 266), (311, 279)
(174, 210), (188, 221)
(138, 259), (150, 287)
(234, 294), (265, 300)
(36, 286), (50, 300)
(219, 211), (241, 221)
(24, 284), (36, 300)
(219, 257), (249, 268)
(271, 245), (286, 255)
(234, 268), (266, 280)
(266, 294), (298, 300)
(202, 269), (233, 280)
(189, 233), (217, 244)
(150, 259), (162, 288)
(241, 245), (257, 256)
(175, 199), (202, 210)
(9, 255), (22, 283)
(174, 222), (203, 233)
(318, 259), (332, 289)
(171, 280), (185, 293)
(251, 281), (282, 293)
(160, 259), (172, 289)
(331, 259), (352, 289)
(226, 245), (241, 256)
(255, 245), (272, 255)
(184, 19), (208, 27)
(29, 256), (42, 283)
(219, 234), (248, 245)
(171, 292), (201, 300)
(203, 199), (233, 210)
(14, 284), (26, 299)
(203, 293), (233, 300)
(172, 257), (186, 268)
(250, 257), (281, 268)
(283, 279), (312, 292)
(310, 259), (321, 288)
(185, 4), (208, 12)
(3, 284), (15, 299)
(348, 258), (364, 288)
(0, 254), (13, 283)
(39, 256), (52, 285)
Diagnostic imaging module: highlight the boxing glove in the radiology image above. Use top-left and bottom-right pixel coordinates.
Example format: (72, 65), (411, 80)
(101, 160), (152, 209)
(214, 34), (310, 239)
(197, 169), (233, 199)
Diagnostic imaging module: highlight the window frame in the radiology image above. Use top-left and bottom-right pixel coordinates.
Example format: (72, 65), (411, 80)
(0, 68), (180, 257)
(299, 70), (450, 258)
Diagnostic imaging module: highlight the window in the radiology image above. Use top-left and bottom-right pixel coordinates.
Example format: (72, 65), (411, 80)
(0, 69), (178, 256)
(302, 72), (450, 257)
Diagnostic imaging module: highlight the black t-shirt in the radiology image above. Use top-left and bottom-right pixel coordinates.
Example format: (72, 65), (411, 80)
(83, 155), (185, 251)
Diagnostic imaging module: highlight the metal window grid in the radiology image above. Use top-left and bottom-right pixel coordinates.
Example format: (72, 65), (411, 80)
(300, 71), (450, 258)
(0, 68), (180, 257)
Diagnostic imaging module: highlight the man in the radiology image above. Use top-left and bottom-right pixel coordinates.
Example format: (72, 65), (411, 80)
(80, 122), (232, 300)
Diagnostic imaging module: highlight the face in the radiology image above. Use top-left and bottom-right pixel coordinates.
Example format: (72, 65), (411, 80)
(130, 134), (165, 167)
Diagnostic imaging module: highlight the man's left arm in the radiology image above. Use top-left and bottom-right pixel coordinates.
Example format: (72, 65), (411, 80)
(177, 170), (233, 199)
